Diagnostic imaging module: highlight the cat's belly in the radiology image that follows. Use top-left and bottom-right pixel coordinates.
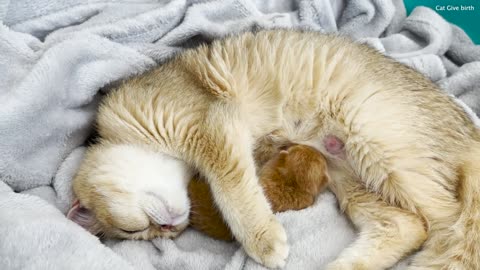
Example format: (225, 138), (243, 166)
(288, 118), (350, 165)
(302, 135), (352, 173)
(257, 115), (352, 170)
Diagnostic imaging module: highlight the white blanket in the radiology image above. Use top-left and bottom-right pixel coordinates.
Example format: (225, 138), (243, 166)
(1, 1), (479, 269)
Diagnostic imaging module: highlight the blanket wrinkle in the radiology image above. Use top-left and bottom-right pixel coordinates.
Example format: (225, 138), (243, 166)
(1, 1), (479, 269)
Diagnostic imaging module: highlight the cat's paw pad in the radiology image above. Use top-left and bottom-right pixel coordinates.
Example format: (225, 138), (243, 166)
(244, 217), (289, 269)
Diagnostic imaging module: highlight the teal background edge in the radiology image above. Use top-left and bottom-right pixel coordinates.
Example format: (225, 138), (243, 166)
(404, 0), (479, 44)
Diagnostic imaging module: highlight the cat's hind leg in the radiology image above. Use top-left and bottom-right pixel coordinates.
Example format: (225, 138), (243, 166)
(184, 107), (288, 268)
(326, 168), (427, 270)
(406, 225), (461, 270)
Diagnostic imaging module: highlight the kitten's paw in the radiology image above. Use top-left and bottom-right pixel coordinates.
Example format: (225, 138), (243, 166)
(243, 216), (289, 269)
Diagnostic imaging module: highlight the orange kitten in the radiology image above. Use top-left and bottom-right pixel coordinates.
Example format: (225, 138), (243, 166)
(188, 145), (329, 241)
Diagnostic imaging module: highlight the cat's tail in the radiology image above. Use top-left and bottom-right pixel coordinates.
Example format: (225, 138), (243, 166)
(445, 143), (480, 269)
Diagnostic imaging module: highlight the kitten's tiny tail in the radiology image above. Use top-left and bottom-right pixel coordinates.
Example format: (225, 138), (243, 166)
(445, 142), (480, 269)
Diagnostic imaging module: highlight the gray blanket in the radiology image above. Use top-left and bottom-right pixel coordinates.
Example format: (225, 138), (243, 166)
(1, 0), (479, 269)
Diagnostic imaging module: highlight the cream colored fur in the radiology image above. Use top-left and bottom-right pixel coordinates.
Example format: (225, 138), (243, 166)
(72, 143), (192, 239)
(73, 30), (480, 269)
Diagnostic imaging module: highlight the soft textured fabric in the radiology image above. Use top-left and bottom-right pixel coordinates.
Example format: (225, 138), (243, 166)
(1, 0), (479, 269)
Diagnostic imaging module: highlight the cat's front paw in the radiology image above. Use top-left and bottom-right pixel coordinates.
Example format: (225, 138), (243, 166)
(243, 216), (289, 269)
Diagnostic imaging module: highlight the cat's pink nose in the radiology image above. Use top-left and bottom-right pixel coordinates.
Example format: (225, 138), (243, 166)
(160, 224), (174, 231)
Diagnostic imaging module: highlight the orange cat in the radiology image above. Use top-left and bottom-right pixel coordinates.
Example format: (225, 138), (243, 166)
(188, 144), (329, 241)
(72, 30), (480, 269)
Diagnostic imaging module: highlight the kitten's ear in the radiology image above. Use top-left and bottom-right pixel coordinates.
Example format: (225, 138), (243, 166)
(277, 150), (289, 160)
(67, 199), (98, 233)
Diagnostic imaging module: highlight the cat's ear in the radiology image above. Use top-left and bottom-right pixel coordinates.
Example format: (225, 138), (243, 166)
(67, 199), (98, 233)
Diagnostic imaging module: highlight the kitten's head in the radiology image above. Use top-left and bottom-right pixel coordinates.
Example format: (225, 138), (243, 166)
(275, 144), (329, 193)
(69, 143), (192, 240)
(259, 144), (329, 212)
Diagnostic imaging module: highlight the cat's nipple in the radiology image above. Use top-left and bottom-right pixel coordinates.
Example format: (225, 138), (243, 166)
(323, 135), (345, 157)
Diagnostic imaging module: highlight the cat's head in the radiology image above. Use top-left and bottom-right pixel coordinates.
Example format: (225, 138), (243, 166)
(69, 143), (192, 240)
